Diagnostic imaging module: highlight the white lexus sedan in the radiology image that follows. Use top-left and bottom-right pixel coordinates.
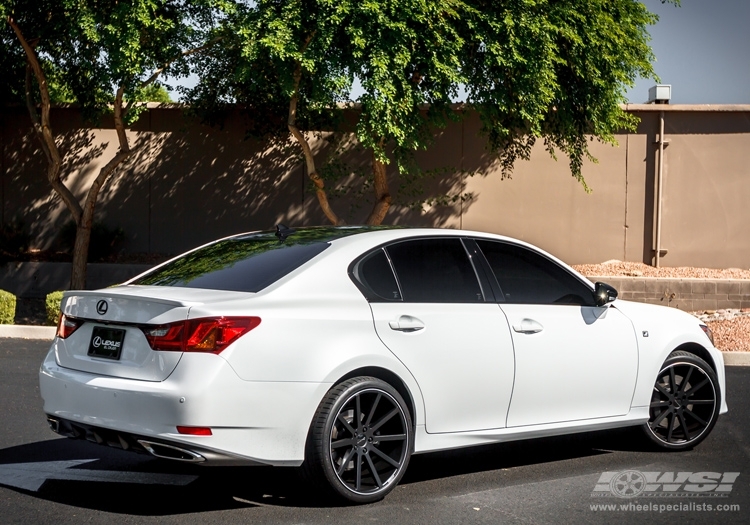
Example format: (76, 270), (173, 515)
(39, 226), (726, 503)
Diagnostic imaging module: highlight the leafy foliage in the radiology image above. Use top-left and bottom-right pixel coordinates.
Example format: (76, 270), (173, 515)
(185, 0), (661, 224)
(0, 289), (15, 324)
(132, 83), (173, 103)
(459, 0), (659, 186)
(2, 0), (216, 287)
(45, 290), (64, 326)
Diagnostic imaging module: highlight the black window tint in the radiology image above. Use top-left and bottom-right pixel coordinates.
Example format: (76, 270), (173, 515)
(357, 249), (401, 301)
(386, 238), (483, 303)
(476, 240), (594, 305)
(133, 236), (329, 292)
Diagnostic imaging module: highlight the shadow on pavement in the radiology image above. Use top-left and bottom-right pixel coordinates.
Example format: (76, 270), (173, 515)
(0, 426), (657, 514)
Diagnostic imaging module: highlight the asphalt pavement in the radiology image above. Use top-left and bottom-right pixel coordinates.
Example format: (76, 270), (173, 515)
(1, 338), (749, 524)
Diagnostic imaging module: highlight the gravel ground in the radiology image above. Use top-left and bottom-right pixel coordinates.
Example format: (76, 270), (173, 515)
(572, 260), (750, 279)
(574, 260), (750, 352)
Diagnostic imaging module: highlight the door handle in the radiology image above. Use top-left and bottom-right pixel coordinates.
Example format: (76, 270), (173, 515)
(389, 315), (425, 333)
(512, 318), (544, 334)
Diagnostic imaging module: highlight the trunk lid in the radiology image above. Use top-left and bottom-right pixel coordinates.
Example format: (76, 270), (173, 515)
(54, 286), (250, 381)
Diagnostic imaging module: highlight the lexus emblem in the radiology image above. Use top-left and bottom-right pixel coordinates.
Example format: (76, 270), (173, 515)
(96, 300), (108, 316)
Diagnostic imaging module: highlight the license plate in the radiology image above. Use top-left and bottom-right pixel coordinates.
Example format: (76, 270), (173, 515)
(88, 326), (126, 360)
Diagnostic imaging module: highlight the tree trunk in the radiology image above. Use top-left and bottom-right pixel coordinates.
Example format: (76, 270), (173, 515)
(10, 16), (204, 288)
(69, 87), (132, 289)
(287, 42), (343, 226)
(70, 222), (92, 291)
(365, 147), (392, 225)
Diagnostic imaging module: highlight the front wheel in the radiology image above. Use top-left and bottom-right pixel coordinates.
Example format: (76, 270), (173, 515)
(642, 351), (720, 450)
(305, 377), (413, 503)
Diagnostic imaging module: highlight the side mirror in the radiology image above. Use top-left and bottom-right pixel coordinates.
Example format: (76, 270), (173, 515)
(594, 282), (618, 307)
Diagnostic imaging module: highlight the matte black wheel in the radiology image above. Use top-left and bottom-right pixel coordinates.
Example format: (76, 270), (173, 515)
(305, 377), (412, 503)
(643, 351), (720, 450)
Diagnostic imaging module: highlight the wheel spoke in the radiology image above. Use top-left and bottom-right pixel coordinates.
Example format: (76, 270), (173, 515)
(669, 367), (677, 393)
(655, 383), (672, 399)
(680, 366), (694, 395)
(369, 444), (401, 468)
(365, 453), (383, 488)
(686, 399), (715, 405)
(375, 433), (406, 442)
(371, 407), (399, 433)
(685, 377), (710, 396)
(337, 414), (357, 436)
(678, 412), (691, 441)
(364, 393), (381, 427)
(355, 451), (363, 491)
(650, 400), (670, 408)
(355, 394), (362, 430)
(336, 447), (357, 475)
(666, 413), (676, 442)
(684, 409), (708, 426)
(650, 407), (671, 428)
(331, 438), (354, 449)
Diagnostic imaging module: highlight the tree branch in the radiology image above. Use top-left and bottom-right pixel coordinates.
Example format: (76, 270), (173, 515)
(9, 16), (83, 223)
(287, 36), (343, 225)
(365, 143), (392, 224)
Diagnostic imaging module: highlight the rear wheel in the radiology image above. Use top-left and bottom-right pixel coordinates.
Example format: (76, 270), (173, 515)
(642, 351), (720, 450)
(305, 377), (412, 503)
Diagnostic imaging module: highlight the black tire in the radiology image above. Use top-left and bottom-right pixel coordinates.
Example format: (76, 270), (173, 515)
(642, 350), (720, 450)
(304, 376), (413, 504)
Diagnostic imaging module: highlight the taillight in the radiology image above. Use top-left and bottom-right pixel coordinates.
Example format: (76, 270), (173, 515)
(57, 315), (84, 339)
(141, 316), (260, 353)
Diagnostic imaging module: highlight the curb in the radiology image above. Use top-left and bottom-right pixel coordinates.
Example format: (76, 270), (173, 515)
(722, 351), (750, 366)
(0, 325), (56, 340)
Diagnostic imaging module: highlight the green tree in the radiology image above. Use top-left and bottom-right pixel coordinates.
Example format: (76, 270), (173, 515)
(188, 0), (664, 226)
(458, 0), (662, 186)
(186, 0), (467, 225)
(1, 0), (209, 288)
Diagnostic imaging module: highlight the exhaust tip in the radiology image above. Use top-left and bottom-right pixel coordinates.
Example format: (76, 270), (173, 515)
(137, 440), (206, 463)
(47, 417), (60, 433)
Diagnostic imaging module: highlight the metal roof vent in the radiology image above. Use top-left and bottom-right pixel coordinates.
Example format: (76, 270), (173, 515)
(648, 84), (672, 104)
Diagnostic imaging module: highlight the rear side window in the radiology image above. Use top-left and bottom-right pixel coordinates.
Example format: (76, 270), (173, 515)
(476, 240), (594, 305)
(132, 234), (329, 292)
(355, 249), (402, 301)
(386, 238), (483, 303)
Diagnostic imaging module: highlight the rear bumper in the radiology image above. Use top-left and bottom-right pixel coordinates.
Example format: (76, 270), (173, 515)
(46, 415), (261, 465)
(39, 347), (332, 466)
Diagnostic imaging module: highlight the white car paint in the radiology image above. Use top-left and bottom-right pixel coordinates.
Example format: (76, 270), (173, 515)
(39, 227), (727, 471)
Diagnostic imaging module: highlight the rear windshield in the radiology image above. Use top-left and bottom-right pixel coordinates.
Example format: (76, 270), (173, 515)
(132, 228), (369, 292)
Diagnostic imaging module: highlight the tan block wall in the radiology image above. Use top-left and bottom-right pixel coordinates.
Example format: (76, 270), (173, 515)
(590, 276), (750, 312)
(2, 104), (750, 269)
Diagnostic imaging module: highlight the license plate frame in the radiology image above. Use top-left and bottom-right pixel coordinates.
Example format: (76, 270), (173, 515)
(88, 326), (126, 360)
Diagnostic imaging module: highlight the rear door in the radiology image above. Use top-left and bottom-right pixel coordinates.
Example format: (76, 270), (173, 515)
(364, 237), (516, 434)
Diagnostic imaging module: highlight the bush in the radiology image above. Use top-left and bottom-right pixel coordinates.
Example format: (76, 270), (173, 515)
(46, 291), (65, 326)
(0, 290), (16, 324)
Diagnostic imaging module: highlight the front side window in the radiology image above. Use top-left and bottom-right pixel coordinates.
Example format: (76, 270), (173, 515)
(476, 240), (594, 305)
(385, 238), (483, 303)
